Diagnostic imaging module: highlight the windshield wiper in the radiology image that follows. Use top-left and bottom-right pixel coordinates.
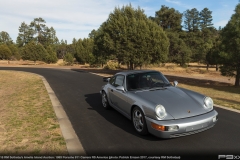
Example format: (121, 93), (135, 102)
(163, 83), (171, 87)
(149, 83), (171, 90)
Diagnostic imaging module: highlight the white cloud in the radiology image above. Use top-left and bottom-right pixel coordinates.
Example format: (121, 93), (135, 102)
(212, 5), (234, 28)
(214, 20), (229, 28)
(0, 0), (237, 43)
(165, 0), (192, 9)
(165, 0), (181, 5)
(0, 0), (128, 43)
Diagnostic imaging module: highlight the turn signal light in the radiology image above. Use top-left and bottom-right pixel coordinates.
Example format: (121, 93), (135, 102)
(151, 123), (165, 131)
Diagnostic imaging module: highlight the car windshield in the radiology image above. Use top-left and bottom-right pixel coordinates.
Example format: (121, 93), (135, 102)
(127, 72), (171, 91)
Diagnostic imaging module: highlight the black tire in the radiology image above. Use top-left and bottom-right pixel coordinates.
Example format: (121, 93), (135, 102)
(101, 91), (111, 110)
(132, 106), (149, 135)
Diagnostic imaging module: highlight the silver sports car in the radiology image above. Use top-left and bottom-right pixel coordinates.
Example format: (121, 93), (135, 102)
(100, 70), (218, 138)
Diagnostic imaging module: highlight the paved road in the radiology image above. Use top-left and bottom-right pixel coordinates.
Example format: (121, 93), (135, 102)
(1, 67), (240, 157)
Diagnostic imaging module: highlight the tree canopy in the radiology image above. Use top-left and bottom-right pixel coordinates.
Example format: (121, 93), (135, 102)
(0, 44), (12, 60)
(21, 41), (48, 63)
(93, 4), (169, 69)
(0, 31), (13, 45)
(152, 5), (182, 31)
(220, 4), (240, 86)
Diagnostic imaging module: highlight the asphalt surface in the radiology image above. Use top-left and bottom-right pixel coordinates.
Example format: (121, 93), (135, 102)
(1, 67), (240, 158)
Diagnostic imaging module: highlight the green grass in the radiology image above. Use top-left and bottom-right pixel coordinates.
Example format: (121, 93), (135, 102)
(178, 83), (240, 110)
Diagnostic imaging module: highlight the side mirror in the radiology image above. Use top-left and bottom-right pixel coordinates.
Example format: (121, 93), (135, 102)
(173, 81), (178, 87)
(103, 77), (111, 82)
(116, 86), (125, 93)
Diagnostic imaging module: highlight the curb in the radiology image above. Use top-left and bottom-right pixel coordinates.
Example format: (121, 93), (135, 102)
(214, 104), (240, 114)
(39, 75), (86, 155)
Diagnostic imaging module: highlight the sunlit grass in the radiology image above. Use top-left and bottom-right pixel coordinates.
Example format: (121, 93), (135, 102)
(178, 83), (240, 110)
(0, 71), (68, 155)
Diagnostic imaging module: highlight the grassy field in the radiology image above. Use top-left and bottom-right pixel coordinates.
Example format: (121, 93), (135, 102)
(0, 71), (68, 155)
(178, 84), (240, 110)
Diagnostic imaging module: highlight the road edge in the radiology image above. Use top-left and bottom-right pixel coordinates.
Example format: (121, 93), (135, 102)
(39, 75), (86, 156)
(214, 104), (240, 114)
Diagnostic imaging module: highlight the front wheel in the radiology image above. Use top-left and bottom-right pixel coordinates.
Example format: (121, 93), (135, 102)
(132, 106), (149, 135)
(102, 91), (111, 109)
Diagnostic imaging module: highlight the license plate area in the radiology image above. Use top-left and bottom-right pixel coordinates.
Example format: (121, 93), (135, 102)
(186, 122), (208, 132)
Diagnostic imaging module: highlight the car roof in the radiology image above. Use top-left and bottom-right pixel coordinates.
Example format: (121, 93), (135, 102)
(115, 70), (161, 76)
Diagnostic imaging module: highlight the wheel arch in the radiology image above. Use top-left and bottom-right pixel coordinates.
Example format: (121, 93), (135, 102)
(131, 104), (144, 120)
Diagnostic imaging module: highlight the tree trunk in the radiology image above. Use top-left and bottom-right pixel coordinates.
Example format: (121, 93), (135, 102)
(130, 61), (134, 70)
(206, 62), (209, 70)
(235, 67), (240, 86)
(216, 64), (219, 71)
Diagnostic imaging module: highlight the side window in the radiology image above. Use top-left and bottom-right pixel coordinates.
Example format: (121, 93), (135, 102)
(114, 75), (125, 87)
(109, 76), (116, 86)
(127, 74), (138, 90)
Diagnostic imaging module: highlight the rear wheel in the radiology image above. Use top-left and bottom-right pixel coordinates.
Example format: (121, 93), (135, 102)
(132, 106), (148, 135)
(102, 91), (111, 109)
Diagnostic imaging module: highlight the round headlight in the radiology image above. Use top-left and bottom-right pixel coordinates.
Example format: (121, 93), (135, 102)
(204, 97), (213, 110)
(155, 105), (167, 119)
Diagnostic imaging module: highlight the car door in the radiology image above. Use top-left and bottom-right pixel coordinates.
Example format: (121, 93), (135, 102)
(107, 76), (116, 105)
(110, 75), (132, 117)
(108, 75), (124, 106)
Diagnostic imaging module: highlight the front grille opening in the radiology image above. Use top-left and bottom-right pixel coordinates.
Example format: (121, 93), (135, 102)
(170, 125), (214, 138)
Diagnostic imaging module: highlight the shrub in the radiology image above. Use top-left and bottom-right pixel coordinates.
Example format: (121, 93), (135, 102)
(63, 53), (74, 65)
(0, 44), (12, 60)
(104, 61), (119, 70)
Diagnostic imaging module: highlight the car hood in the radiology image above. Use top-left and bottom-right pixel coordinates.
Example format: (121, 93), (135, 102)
(134, 87), (207, 119)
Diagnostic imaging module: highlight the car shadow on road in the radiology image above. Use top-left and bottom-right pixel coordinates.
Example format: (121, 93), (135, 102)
(84, 93), (168, 141)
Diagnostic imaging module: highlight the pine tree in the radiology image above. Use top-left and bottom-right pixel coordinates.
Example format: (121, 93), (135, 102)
(0, 31), (13, 45)
(92, 23), (110, 67)
(220, 4), (240, 86)
(21, 41), (47, 64)
(154, 5), (182, 31)
(93, 4), (169, 69)
(184, 8), (200, 32)
(167, 31), (191, 66)
(199, 8), (213, 30)
(30, 17), (46, 45)
(8, 44), (21, 60)
(46, 46), (58, 64)
(64, 52), (74, 65)
(0, 44), (12, 60)
(17, 22), (34, 47)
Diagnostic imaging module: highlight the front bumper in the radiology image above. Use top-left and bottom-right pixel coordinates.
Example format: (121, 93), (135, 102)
(145, 110), (218, 138)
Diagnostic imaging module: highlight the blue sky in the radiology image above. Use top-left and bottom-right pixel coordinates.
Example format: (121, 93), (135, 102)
(0, 0), (238, 43)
